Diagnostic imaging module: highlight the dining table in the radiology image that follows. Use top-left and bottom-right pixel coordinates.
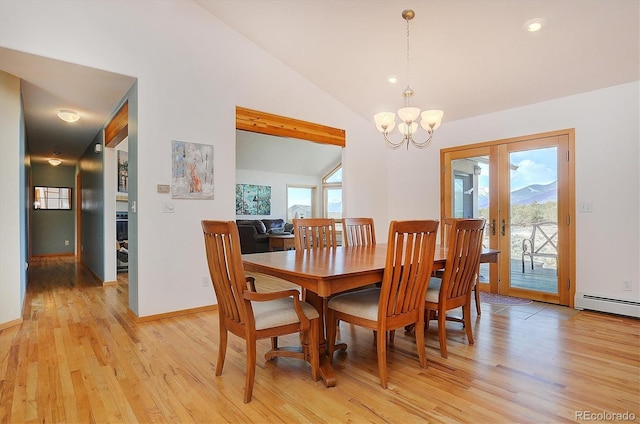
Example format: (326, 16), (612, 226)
(242, 244), (500, 387)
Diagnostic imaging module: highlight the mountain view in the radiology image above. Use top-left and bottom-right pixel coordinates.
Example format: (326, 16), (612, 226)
(478, 181), (557, 208)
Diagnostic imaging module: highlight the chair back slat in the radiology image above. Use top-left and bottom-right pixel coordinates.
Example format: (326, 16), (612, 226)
(293, 218), (337, 250)
(342, 217), (376, 247)
(379, 220), (439, 321)
(202, 220), (251, 326)
(439, 219), (485, 302)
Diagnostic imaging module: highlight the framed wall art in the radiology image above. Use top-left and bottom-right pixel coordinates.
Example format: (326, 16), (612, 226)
(236, 184), (271, 215)
(171, 140), (214, 199)
(117, 150), (128, 198)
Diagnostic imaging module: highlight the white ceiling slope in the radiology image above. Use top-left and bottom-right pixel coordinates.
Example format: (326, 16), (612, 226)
(196, 0), (639, 123)
(236, 131), (342, 177)
(1, 1), (638, 165)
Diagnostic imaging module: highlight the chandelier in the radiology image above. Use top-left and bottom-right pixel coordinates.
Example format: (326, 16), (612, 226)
(374, 9), (444, 150)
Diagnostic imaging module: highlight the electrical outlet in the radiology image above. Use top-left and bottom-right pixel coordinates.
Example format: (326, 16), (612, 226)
(201, 277), (209, 287)
(65, 240), (70, 246)
(163, 202), (175, 213)
(623, 281), (632, 291)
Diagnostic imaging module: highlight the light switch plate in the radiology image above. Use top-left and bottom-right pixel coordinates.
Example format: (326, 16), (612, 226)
(579, 202), (593, 213)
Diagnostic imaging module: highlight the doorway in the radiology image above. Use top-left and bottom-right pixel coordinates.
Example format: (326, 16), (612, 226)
(441, 129), (575, 306)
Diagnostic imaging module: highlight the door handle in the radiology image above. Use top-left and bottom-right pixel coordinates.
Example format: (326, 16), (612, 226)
(491, 219), (496, 236)
(501, 219), (506, 236)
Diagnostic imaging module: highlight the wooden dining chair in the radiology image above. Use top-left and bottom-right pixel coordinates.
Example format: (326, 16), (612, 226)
(326, 220), (439, 388)
(440, 219), (484, 315)
(342, 217), (376, 247)
(425, 218), (485, 358)
(293, 218), (337, 250)
(201, 220), (320, 403)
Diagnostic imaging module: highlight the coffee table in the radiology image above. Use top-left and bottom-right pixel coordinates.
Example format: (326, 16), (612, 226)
(268, 234), (295, 251)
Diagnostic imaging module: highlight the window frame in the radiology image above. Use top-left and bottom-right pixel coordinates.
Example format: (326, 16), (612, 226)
(33, 186), (72, 210)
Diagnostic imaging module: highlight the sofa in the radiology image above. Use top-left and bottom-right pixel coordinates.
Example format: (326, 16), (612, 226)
(236, 218), (294, 254)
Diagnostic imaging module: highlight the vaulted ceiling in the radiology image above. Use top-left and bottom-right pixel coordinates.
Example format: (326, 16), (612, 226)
(1, 1), (637, 165)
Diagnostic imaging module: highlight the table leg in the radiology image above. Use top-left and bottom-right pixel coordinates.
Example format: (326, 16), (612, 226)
(302, 290), (341, 387)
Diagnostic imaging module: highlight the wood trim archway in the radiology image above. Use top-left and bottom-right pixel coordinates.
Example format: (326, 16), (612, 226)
(236, 107), (345, 147)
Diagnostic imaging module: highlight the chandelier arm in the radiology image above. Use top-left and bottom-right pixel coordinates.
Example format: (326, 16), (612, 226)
(382, 132), (406, 149)
(409, 133), (434, 149)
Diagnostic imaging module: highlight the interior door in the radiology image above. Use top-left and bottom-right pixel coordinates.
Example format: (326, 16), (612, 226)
(441, 130), (575, 306)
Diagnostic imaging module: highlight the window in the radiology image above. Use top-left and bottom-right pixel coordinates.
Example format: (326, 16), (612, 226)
(287, 185), (316, 221)
(34, 186), (72, 210)
(323, 164), (342, 220)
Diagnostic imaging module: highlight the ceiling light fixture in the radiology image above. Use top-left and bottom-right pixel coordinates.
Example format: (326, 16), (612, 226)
(57, 109), (80, 123)
(524, 18), (545, 32)
(48, 158), (62, 166)
(374, 9), (444, 150)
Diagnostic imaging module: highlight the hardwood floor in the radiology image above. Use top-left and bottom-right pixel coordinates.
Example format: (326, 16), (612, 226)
(1, 257), (638, 423)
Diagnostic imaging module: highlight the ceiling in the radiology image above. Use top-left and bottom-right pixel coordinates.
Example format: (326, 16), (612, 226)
(197, 0), (639, 123)
(1, 1), (637, 165)
(0, 48), (136, 165)
(237, 130), (341, 176)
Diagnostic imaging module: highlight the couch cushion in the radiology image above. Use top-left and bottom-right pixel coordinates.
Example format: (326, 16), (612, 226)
(262, 219), (285, 232)
(237, 220), (267, 234)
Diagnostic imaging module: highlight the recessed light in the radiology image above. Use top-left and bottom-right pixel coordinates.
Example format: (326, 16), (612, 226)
(57, 109), (80, 123)
(524, 18), (545, 32)
(387, 75), (398, 84)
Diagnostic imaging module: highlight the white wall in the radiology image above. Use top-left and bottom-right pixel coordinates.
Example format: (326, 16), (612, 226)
(2, 1), (634, 323)
(0, 1), (388, 318)
(0, 70), (23, 324)
(388, 82), (640, 303)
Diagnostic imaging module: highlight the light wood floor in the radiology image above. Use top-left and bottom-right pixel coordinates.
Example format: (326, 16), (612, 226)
(1, 257), (638, 423)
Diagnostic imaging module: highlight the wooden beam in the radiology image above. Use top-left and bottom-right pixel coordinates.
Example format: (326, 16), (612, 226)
(105, 101), (128, 148)
(236, 106), (345, 147)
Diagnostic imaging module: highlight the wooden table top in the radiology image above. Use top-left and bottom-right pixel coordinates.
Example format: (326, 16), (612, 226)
(243, 244), (499, 297)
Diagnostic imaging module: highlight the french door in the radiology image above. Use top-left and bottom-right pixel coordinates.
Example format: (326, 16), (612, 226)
(441, 130), (575, 306)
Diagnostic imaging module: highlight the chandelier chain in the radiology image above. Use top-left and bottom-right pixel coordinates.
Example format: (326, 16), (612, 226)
(406, 17), (411, 89)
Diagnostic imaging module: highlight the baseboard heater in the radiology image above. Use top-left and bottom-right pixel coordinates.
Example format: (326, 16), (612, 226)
(575, 292), (640, 318)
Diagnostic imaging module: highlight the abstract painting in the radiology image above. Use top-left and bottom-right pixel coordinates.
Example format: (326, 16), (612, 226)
(236, 184), (271, 215)
(117, 150), (128, 195)
(171, 140), (214, 199)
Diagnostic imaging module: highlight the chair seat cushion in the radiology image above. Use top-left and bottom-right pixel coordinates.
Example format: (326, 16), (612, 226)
(425, 277), (442, 303)
(252, 298), (319, 330)
(327, 288), (381, 321)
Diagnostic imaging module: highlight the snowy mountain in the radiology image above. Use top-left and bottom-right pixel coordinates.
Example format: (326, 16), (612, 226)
(478, 181), (557, 208)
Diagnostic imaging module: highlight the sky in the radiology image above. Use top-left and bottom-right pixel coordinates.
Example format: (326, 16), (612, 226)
(478, 146), (558, 192)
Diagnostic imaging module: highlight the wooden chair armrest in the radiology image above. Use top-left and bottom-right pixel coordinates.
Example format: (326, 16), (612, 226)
(243, 288), (300, 302)
(243, 289), (310, 329)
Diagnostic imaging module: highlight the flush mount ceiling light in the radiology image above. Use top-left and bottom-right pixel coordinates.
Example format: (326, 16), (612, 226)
(524, 18), (545, 32)
(48, 158), (62, 166)
(57, 109), (80, 123)
(374, 9), (444, 150)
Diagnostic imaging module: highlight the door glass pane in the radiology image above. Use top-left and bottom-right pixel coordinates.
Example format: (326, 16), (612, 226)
(509, 147), (558, 293)
(451, 157), (490, 280)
